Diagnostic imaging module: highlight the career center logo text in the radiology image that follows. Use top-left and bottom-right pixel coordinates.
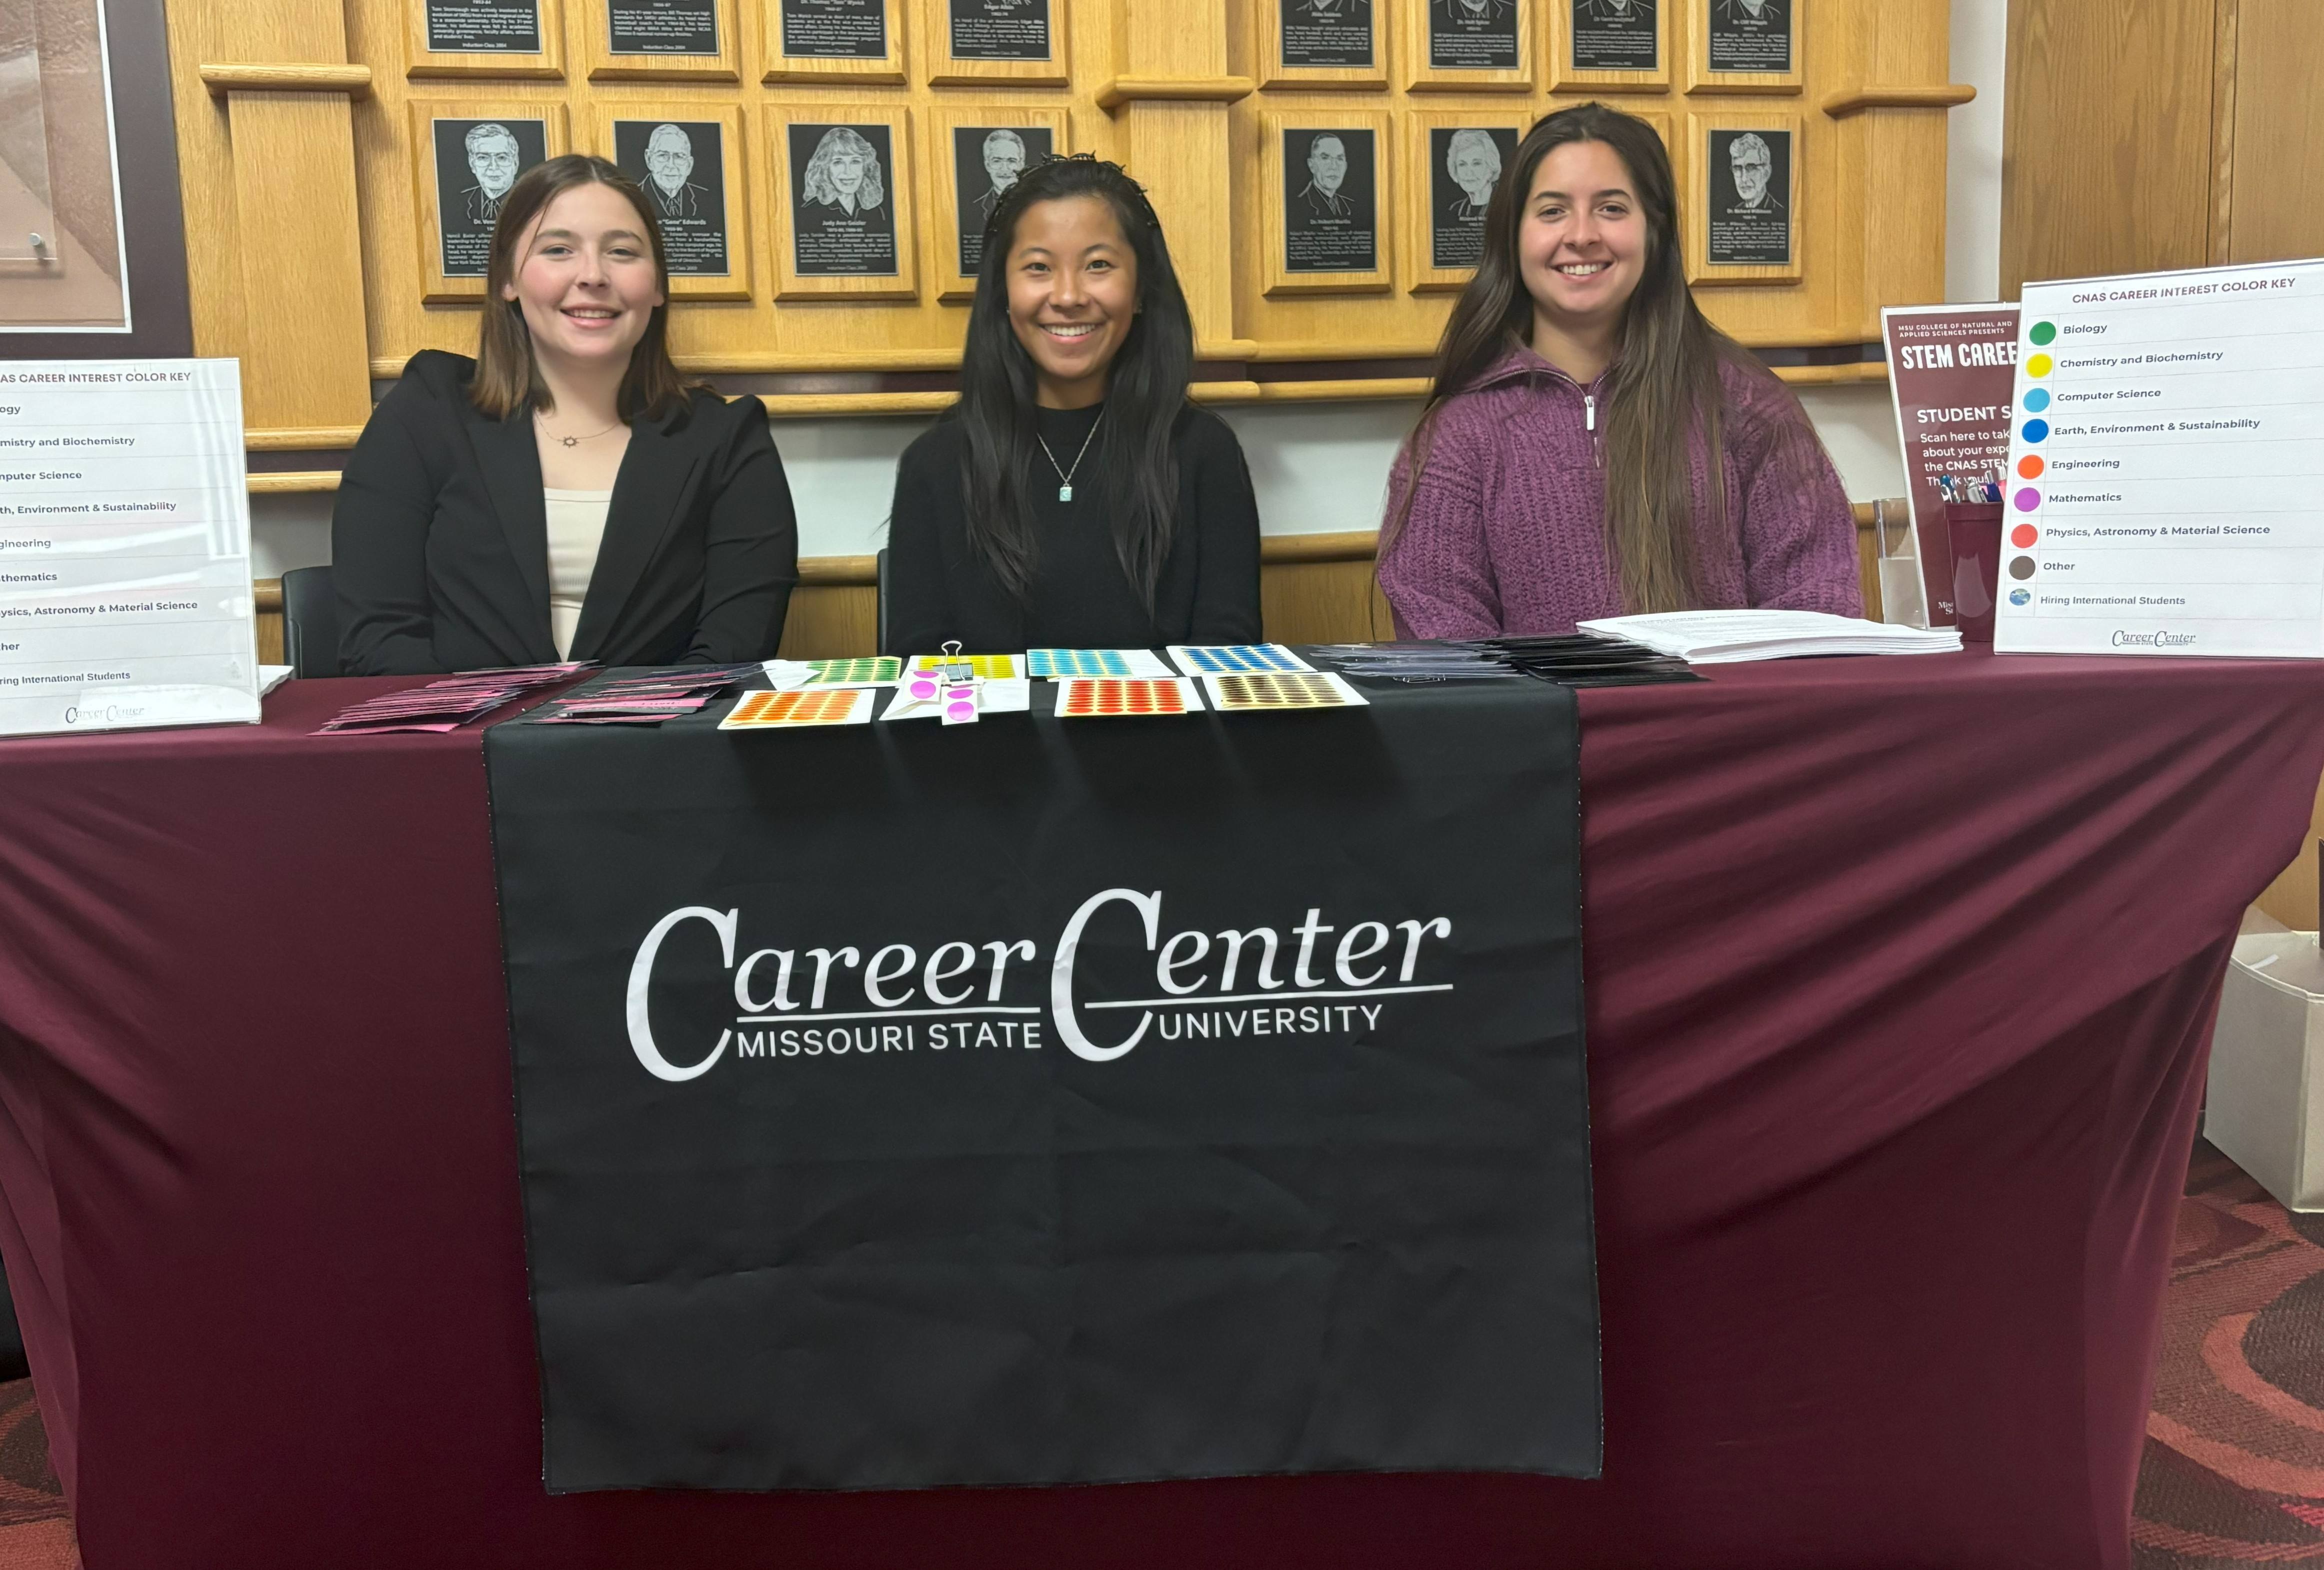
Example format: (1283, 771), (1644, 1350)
(626, 888), (1456, 1081)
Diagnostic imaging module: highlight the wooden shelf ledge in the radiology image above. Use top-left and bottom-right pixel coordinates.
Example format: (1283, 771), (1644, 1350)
(200, 63), (374, 97)
(1096, 76), (1256, 111)
(1822, 82), (1976, 118)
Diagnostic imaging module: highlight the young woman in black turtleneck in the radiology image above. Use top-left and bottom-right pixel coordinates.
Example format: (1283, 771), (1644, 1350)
(881, 155), (1262, 654)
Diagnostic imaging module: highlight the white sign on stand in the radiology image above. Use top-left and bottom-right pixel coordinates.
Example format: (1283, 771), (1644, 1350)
(0, 359), (260, 736)
(1994, 258), (2324, 657)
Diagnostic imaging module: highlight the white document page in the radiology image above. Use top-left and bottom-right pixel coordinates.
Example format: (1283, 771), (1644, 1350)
(0, 359), (261, 734)
(1994, 259), (2324, 657)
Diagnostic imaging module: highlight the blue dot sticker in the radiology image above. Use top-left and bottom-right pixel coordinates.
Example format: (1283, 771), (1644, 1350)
(2024, 388), (2050, 413)
(2022, 418), (2050, 443)
(2010, 588), (2031, 607)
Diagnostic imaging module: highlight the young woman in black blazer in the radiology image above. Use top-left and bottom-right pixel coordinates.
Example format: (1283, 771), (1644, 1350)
(882, 156), (1261, 654)
(334, 155), (798, 674)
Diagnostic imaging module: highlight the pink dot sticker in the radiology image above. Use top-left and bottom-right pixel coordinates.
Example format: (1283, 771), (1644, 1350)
(2014, 488), (2042, 512)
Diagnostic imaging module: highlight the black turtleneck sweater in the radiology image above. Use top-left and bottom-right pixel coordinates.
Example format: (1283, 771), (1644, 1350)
(882, 401), (1264, 655)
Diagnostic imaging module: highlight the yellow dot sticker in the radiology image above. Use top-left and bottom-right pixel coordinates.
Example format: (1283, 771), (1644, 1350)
(2027, 353), (2054, 377)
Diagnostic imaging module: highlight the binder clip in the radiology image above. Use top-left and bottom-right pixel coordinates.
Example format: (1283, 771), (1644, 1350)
(909, 641), (979, 725)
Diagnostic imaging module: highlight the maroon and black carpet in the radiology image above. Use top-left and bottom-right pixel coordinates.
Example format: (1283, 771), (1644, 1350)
(0, 1141), (2312, 1569)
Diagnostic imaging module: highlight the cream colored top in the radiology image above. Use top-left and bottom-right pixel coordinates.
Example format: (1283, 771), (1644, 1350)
(544, 487), (613, 660)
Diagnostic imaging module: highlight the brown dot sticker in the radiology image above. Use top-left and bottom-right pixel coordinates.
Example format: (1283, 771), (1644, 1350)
(2008, 556), (2036, 580)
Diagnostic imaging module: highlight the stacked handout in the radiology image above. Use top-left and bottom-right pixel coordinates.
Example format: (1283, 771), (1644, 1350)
(312, 663), (592, 735)
(1574, 610), (1962, 663)
(521, 664), (764, 726)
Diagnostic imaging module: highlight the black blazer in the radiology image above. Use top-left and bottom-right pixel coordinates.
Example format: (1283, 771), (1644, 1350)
(332, 350), (799, 675)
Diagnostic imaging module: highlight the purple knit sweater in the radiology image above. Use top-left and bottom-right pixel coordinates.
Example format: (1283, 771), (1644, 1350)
(1377, 343), (1863, 637)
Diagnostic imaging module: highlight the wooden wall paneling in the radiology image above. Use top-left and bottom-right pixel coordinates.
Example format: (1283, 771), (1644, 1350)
(776, 582), (880, 658)
(1108, 0), (1240, 347)
(920, 0), (1071, 86)
(766, 103), (922, 299)
(2001, 0), (2216, 298)
(1260, 109), (1396, 296)
(589, 102), (754, 299)
(581, 0), (743, 79)
(1255, 0), (1392, 91)
(1829, 1), (1958, 337)
(1400, 108), (1529, 292)
(408, 100), (572, 302)
(759, 0), (908, 83)
(1683, 108), (1803, 286)
(922, 103), (1073, 300)
(406, 0), (568, 78)
(1684, 0), (1804, 95)
(165, 5), (250, 370)
(1546, 0), (1670, 93)
(2222, 0), (2324, 264)
(1400, 0), (1536, 93)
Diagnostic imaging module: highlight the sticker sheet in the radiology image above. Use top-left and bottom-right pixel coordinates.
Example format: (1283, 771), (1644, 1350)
(1024, 648), (1176, 680)
(1202, 671), (1370, 711)
(906, 653), (1024, 679)
(718, 687), (876, 729)
(1166, 643), (1316, 676)
(880, 679), (1034, 721)
(774, 656), (901, 688)
(1054, 677), (1204, 718)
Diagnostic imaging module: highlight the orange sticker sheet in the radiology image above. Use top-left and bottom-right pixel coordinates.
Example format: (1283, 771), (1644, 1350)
(718, 687), (875, 729)
(1054, 677), (1202, 718)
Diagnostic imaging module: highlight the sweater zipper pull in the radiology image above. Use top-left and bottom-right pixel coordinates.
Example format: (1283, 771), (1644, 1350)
(1584, 392), (1597, 432)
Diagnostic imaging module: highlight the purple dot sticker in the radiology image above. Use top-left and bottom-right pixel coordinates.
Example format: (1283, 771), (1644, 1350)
(2014, 487), (2042, 512)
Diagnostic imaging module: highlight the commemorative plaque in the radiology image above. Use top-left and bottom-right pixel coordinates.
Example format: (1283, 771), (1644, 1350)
(430, 116), (548, 275)
(608, 0), (718, 53)
(1428, 0), (1518, 70)
(1570, 0), (1655, 70)
(951, 123), (1052, 275)
(1705, 126), (1790, 265)
(787, 121), (900, 276)
(426, 0), (544, 53)
(614, 119), (730, 276)
(1282, 127), (1378, 274)
(1428, 125), (1518, 270)
(780, 0), (886, 56)
(948, 0), (1050, 60)
(1706, 0), (1790, 73)
(1279, 0), (1373, 68)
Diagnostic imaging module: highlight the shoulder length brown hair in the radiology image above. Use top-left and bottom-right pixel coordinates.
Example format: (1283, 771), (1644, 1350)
(470, 153), (697, 422)
(1386, 102), (1800, 615)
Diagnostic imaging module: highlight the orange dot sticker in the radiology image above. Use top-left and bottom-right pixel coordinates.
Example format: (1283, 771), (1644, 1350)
(2017, 455), (2044, 479)
(2012, 523), (2038, 548)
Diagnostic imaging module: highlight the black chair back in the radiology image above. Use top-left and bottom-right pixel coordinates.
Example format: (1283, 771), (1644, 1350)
(875, 547), (890, 655)
(280, 564), (340, 678)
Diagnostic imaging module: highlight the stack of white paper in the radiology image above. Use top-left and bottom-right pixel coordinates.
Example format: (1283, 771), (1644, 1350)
(1576, 610), (1963, 664)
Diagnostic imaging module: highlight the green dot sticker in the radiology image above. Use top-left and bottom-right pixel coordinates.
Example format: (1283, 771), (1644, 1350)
(2030, 321), (2056, 345)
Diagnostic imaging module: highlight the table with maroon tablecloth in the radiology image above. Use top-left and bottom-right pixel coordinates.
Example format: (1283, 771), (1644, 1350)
(0, 652), (2318, 1570)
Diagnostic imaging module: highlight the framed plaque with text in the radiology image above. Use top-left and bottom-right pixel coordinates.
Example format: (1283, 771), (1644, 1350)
(1261, 112), (1391, 296)
(1400, 113), (1522, 292)
(1403, 0), (1531, 92)
(406, 0), (566, 77)
(1687, 0), (1800, 94)
(600, 105), (753, 299)
(924, 105), (1068, 300)
(1550, 0), (1666, 92)
(586, 0), (740, 79)
(922, 0), (1066, 85)
(408, 102), (569, 301)
(762, 0), (904, 81)
(1258, 0), (1386, 91)
(770, 107), (919, 299)
(1686, 112), (1800, 283)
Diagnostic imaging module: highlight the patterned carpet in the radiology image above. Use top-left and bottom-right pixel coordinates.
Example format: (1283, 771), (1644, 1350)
(0, 1141), (2308, 1569)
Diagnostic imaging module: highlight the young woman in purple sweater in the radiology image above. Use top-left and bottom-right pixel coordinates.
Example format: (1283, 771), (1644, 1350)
(1377, 103), (1862, 637)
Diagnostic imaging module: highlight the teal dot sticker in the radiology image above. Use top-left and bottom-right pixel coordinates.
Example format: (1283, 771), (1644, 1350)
(2030, 321), (2056, 346)
(2024, 388), (2050, 412)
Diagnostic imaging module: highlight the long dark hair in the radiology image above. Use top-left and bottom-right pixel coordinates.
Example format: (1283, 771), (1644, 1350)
(1386, 103), (1791, 614)
(473, 153), (696, 422)
(955, 154), (1196, 611)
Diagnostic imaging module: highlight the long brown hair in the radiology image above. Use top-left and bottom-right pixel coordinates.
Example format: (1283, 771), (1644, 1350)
(471, 153), (696, 422)
(1384, 103), (1784, 615)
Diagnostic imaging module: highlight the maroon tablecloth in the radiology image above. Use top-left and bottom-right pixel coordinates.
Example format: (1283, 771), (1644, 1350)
(1, 654), (2318, 1570)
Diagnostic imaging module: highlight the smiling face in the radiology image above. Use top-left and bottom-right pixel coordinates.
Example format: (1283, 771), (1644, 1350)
(1450, 139), (1500, 201)
(644, 126), (692, 193)
(468, 131), (520, 198)
(1730, 141), (1772, 205)
(1307, 135), (1348, 195)
(1518, 139), (1648, 342)
(828, 149), (866, 200)
(1005, 194), (1139, 409)
(500, 180), (664, 376)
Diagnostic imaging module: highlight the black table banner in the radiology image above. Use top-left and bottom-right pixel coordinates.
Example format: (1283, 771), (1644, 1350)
(484, 675), (1599, 1492)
